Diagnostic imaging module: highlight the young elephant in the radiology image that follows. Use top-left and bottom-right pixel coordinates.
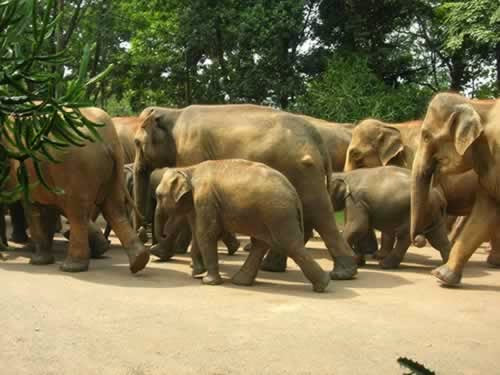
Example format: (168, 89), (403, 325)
(155, 159), (330, 292)
(330, 167), (451, 268)
(146, 167), (240, 257)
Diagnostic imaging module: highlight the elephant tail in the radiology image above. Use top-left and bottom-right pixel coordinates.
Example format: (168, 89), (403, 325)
(123, 182), (144, 224)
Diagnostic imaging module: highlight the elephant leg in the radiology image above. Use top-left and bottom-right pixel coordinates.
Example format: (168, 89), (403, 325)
(426, 222), (452, 263)
(231, 238), (269, 286)
(101, 193), (149, 274)
(433, 192), (495, 286)
(379, 233), (411, 269)
(375, 233), (395, 260)
(342, 203), (370, 265)
(190, 233), (206, 278)
(306, 191), (357, 280)
(192, 213), (223, 285)
(88, 221), (111, 258)
(174, 224), (192, 254)
(30, 204), (57, 266)
(221, 231), (240, 255)
(286, 240), (330, 293)
(61, 201), (92, 272)
(0, 205), (7, 247)
(449, 216), (467, 244)
(261, 221), (313, 272)
(9, 201), (29, 243)
(486, 216), (500, 267)
(104, 223), (112, 239)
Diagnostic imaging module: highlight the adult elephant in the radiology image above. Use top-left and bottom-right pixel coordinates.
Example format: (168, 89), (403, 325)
(7, 107), (150, 273)
(344, 117), (500, 266)
(113, 116), (141, 164)
(134, 104), (358, 280)
(297, 115), (379, 259)
(411, 93), (500, 285)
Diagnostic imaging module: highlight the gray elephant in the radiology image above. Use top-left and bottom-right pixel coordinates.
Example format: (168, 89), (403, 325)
(154, 159), (330, 292)
(146, 167), (240, 258)
(330, 167), (451, 268)
(134, 105), (357, 280)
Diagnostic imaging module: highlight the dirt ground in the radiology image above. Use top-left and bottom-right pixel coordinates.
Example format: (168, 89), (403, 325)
(1, 224), (499, 375)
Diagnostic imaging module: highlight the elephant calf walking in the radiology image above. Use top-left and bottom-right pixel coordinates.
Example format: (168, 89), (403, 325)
(154, 159), (330, 293)
(330, 167), (451, 268)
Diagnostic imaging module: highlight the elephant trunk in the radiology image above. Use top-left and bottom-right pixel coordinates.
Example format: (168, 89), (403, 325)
(133, 151), (150, 231)
(410, 146), (436, 245)
(154, 206), (167, 243)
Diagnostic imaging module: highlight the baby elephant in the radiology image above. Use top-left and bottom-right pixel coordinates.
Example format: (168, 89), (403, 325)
(330, 167), (451, 269)
(155, 159), (330, 292)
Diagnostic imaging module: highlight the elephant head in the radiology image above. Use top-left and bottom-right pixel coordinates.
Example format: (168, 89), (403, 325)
(344, 119), (404, 171)
(411, 93), (485, 243)
(154, 169), (193, 242)
(133, 107), (180, 229)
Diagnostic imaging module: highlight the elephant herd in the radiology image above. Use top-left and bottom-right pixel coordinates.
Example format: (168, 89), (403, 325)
(2, 92), (499, 293)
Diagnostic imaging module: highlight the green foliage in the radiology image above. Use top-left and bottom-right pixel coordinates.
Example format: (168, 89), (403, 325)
(442, 0), (500, 51)
(0, 0), (110, 202)
(294, 55), (433, 123)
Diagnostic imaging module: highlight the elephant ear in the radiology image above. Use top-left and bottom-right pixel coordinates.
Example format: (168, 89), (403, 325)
(450, 104), (484, 156)
(377, 126), (404, 166)
(171, 172), (192, 203)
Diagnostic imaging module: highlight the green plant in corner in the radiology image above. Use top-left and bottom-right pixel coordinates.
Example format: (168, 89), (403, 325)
(0, 0), (113, 203)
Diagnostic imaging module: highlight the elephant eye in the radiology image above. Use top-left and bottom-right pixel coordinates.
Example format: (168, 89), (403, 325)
(350, 149), (361, 160)
(421, 131), (431, 143)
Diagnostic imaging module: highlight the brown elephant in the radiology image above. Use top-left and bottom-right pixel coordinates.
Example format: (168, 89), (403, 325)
(411, 93), (500, 286)
(8, 108), (150, 273)
(113, 116), (142, 164)
(146, 167), (240, 257)
(134, 104), (358, 280)
(344, 117), (500, 265)
(154, 159), (330, 292)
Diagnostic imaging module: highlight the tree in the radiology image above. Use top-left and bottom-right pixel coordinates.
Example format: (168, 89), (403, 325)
(0, 0), (109, 201)
(441, 0), (500, 95)
(293, 55), (433, 123)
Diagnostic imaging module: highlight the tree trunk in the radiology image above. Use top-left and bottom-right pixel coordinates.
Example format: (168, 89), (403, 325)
(449, 53), (466, 92)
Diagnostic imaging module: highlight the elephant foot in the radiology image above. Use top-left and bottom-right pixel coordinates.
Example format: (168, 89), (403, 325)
(191, 265), (207, 279)
(202, 274), (223, 285)
(312, 272), (330, 293)
(127, 248), (150, 274)
(90, 239), (111, 259)
(10, 231), (29, 244)
(243, 242), (252, 252)
(379, 254), (402, 269)
(60, 257), (89, 272)
(226, 239), (241, 256)
(373, 250), (388, 260)
(355, 255), (366, 267)
(137, 227), (148, 244)
(150, 244), (174, 261)
(330, 256), (358, 280)
(413, 234), (427, 248)
(486, 252), (500, 268)
(231, 270), (255, 286)
(260, 252), (287, 272)
(30, 252), (55, 265)
(431, 264), (462, 286)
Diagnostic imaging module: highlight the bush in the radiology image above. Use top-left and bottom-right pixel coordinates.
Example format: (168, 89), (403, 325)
(293, 55), (433, 123)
